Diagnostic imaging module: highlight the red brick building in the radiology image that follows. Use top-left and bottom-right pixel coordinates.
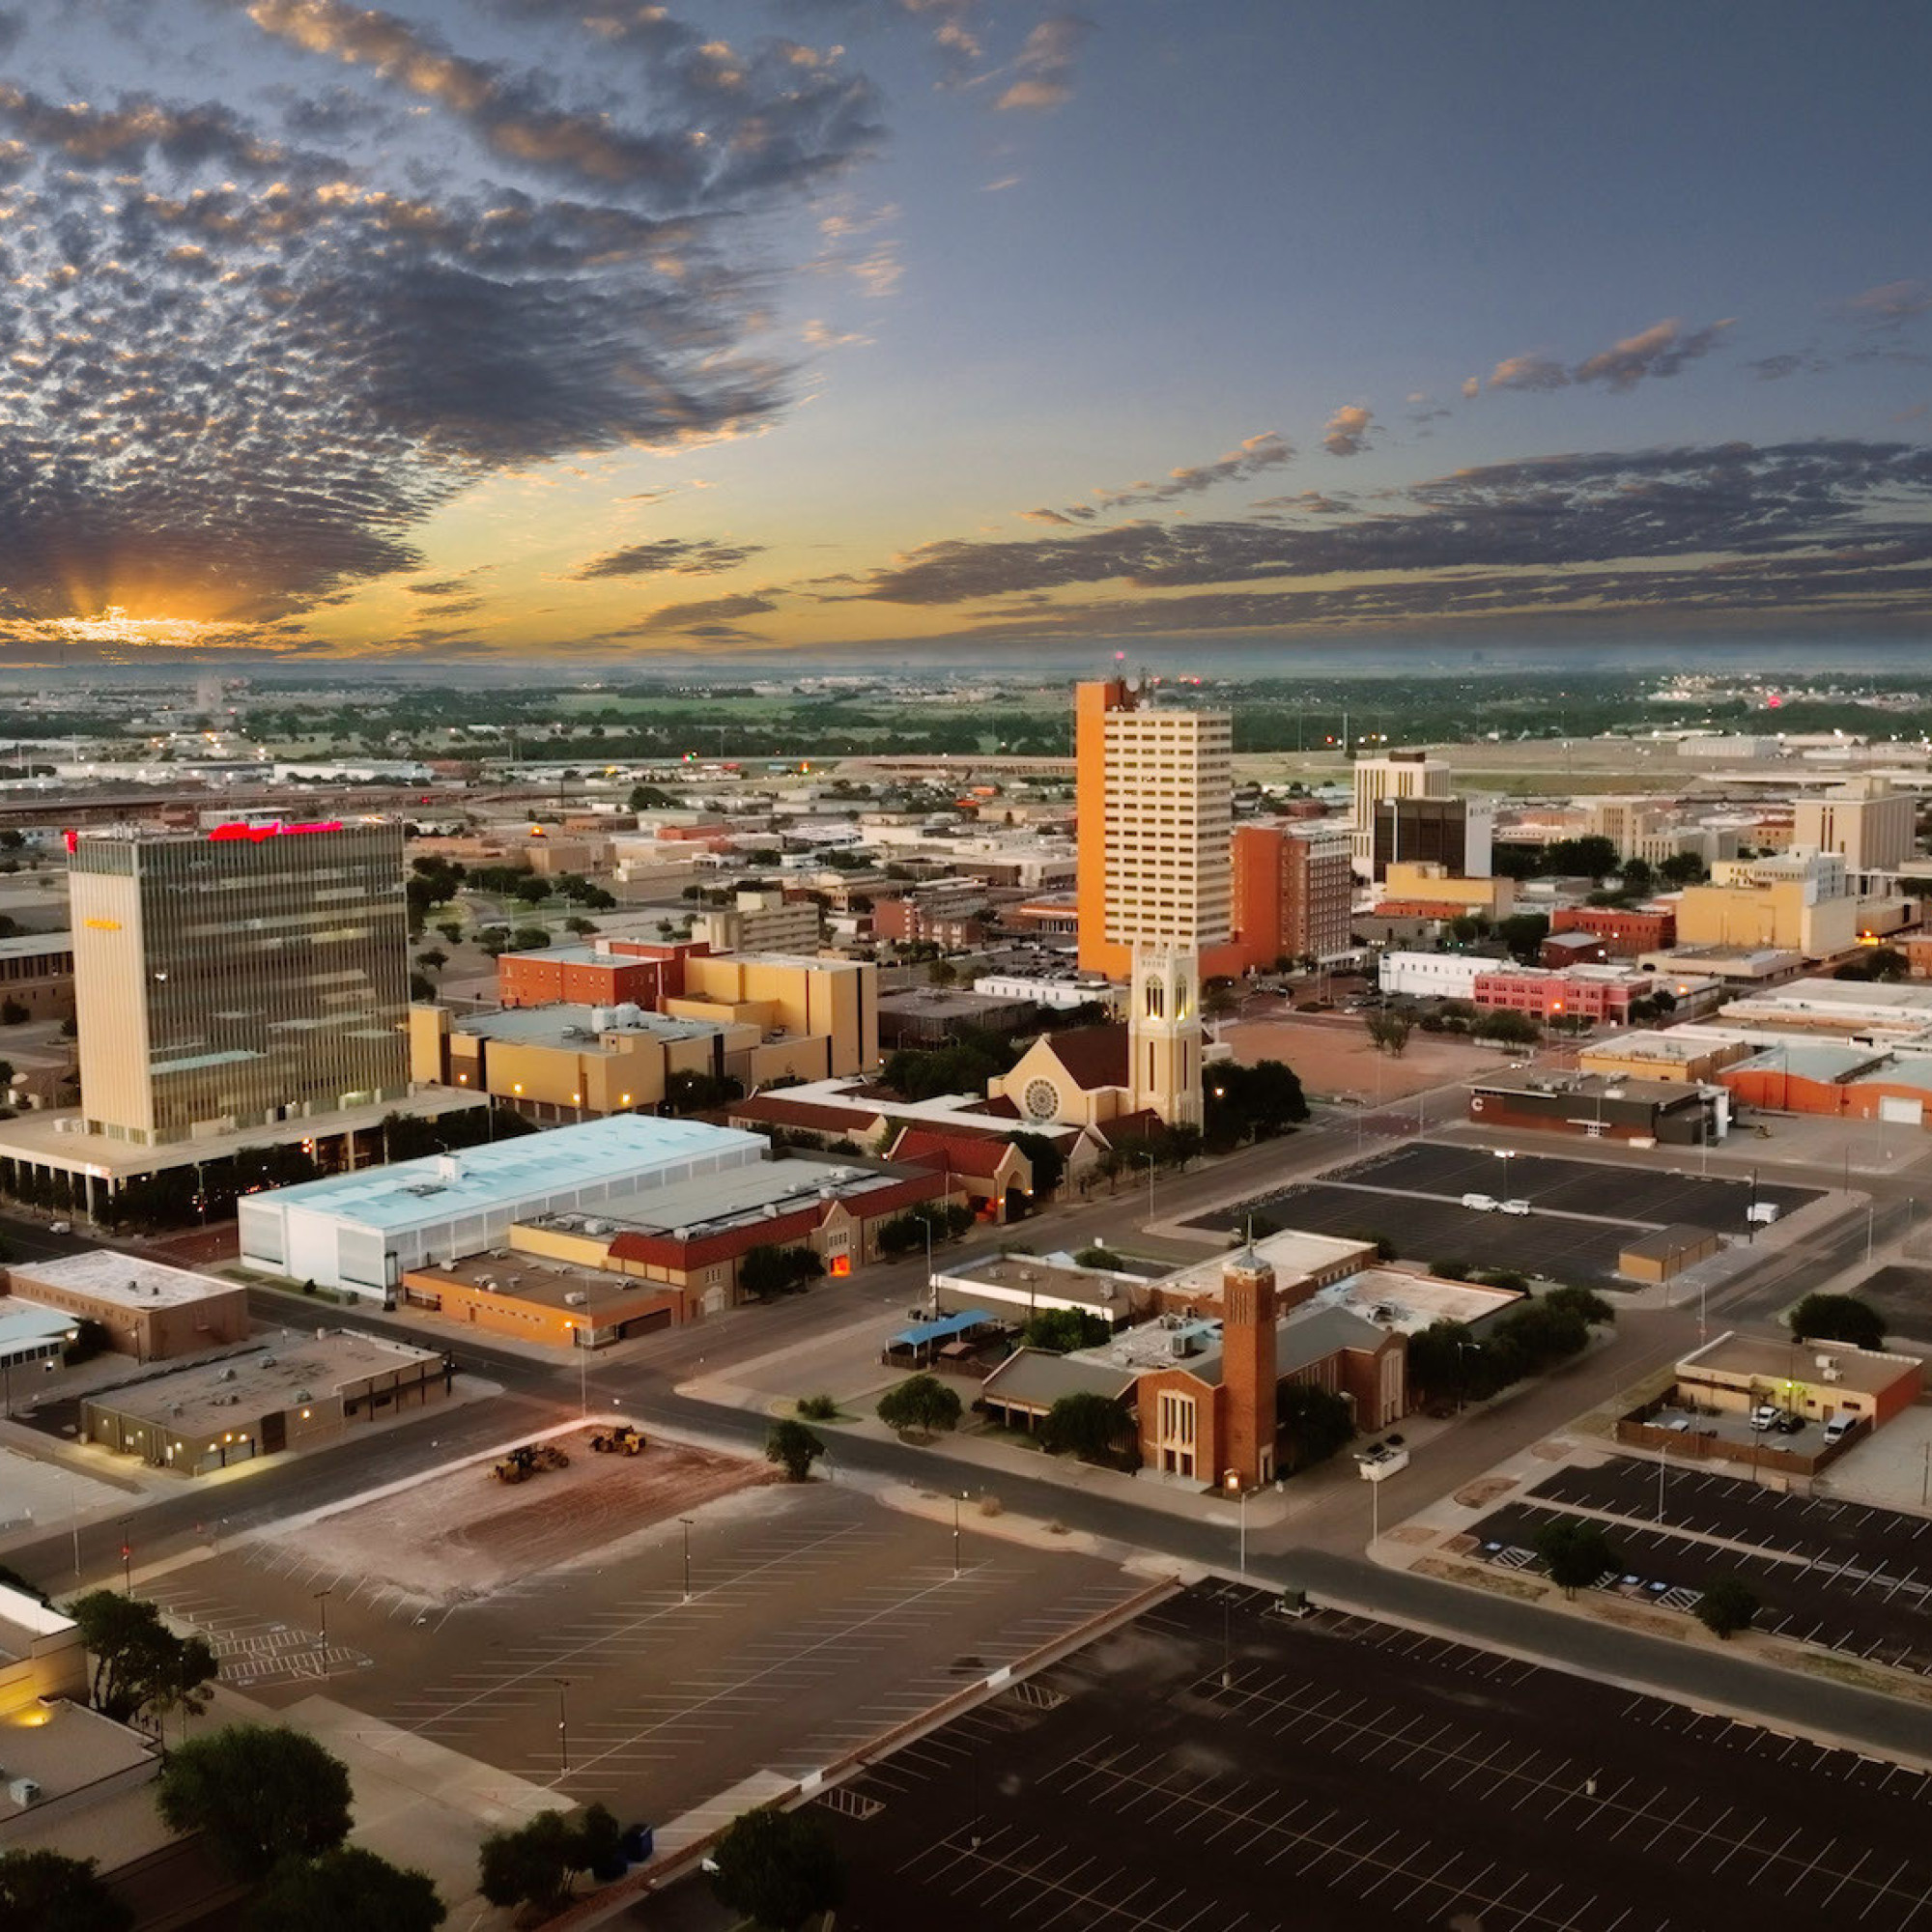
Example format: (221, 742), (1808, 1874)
(1549, 905), (1677, 956)
(1471, 965), (1651, 1024)
(497, 940), (699, 1010)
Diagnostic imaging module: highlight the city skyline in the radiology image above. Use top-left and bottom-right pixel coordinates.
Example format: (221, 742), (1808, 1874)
(2, 1), (1928, 665)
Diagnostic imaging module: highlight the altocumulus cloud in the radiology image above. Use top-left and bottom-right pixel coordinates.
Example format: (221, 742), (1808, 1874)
(843, 440), (1932, 636)
(0, 1), (880, 634)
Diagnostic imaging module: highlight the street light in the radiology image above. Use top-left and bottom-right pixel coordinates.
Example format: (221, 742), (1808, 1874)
(1140, 1151), (1156, 1222)
(924, 1214), (936, 1321)
(679, 1517), (694, 1604)
(555, 1679), (570, 1779)
(566, 1321), (586, 1415)
(952, 1492), (963, 1579)
(1223, 1469), (1247, 1575)
(313, 1587), (331, 1681)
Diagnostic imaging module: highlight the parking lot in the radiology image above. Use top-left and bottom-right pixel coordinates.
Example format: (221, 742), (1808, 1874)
(1468, 1478), (1932, 1675)
(814, 1579), (1932, 1931)
(145, 1462), (1142, 1824)
(1195, 1142), (1819, 1287)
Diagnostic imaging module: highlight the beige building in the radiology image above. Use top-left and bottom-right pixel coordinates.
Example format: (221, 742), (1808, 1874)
(670, 952), (879, 1075)
(1378, 861), (1516, 918)
(1577, 1033), (1752, 1087)
(1794, 778), (1916, 874)
(71, 824), (410, 1147)
(1075, 679), (1233, 978)
(1675, 850), (1861, 960)
(693, 891), (823, 955)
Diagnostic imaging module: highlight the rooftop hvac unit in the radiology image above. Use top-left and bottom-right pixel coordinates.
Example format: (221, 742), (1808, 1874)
(9, 1777), (42, 1806)
(217, 1367), (237, 1382)
(261, 1356), (276, 1368)
(1814, 1353), (1838, 1371)
(294, 1390), (311, 1403)
(582, 1220), (610, 1236)
(564, 1292), (589, 1307)
(1822, 1367), (1843, 1381)
(1169, 1330), (1196, 1359)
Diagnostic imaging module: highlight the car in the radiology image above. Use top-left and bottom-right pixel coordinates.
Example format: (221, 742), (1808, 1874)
(1773, 1414), (1805, 1435)
(48, 1220), (71, 1236)
(1461, 1193), (1500, 1212)
(1499, 1199), (1531, 1216)
(1824, 1413), (1858, 1445)
(1748, 1405), (1781, 1432)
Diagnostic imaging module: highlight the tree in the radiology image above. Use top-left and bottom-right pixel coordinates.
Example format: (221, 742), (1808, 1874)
(1276, 1384), (1354, 1473)
(1009, 1130), (1066, 1199)
(156, 1725), (353, 1882)
(67, 1591), (218, 1727)
(1659, 850), (1708, 886)
(0, 999), (23, 1027)
(1532, 1516), (1617, 1597)
(1364, 1009), (1412, 1057)
(1789, 1292), (1886, 1351)
(1619, 856), (1656, 896)
(741, 1243), (823, 1299)
(1693, 1576), (1760, 1640)
(1867, 946), (1910, 982)
(708, 1806), (844, 1932)
(478, 1804), (618, 1917)
(875, 1374), (963, 1437)
(509, 923), (551, 951)
(1495, 912), (1553, 962)
(1022, 1308), (1111, 1352)
(1040, 1391), (1133, 1465)
(0, 1849), (132, 1932)
(926, 957), (958, 987)
(248, 1848), (445, 1932)
(414, 947), (447, 976)
(766, 1419), (825, 1482)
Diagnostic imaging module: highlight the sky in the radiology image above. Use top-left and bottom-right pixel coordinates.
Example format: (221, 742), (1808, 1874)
(0, 0), (1929, 667)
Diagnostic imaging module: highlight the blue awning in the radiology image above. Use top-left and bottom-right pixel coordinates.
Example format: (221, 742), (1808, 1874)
(890, 1308), (996, 1347)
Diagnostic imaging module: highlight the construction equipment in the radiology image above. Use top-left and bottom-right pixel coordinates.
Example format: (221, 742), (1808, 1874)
(490, 1442), (566, 1483)
(589, 1424), (646, 1456)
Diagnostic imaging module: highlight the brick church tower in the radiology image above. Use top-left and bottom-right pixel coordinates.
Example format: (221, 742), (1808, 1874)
(1221, 1249), (1278, 1489)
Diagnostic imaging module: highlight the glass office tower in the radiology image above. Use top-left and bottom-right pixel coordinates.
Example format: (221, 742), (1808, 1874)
(71, 823), (411, 1145)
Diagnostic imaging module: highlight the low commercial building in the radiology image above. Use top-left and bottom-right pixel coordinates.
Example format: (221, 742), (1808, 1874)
(497, 939), (692, 1010)
(1466, 1069), (1727, 1146)
(1550, 905), (1676, 956)
(1577, 1033), (1753, 1087)
(1718, 977), (1932, 1041)
(0, 931), (75, 1024)
(1, 1253), (248, 1361)
(1674, 1330), (1922, 1430)
(237, 1113), (768, 1300)
(81, 1330), (448, 1473)
(876, 989), (1038, 1048)
(1377, 861), (1516, 922)
(398, 1252), (684, 1348)
(1717, 1041), (1932, 1130)
(1618, 1225), (1721, 1282)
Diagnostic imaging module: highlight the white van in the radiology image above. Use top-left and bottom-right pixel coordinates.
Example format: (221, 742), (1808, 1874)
(1461, 1193), (1500, 1212)
(1500, 1199), (1531, 1216)
(1824, 1413), (1858, 1446)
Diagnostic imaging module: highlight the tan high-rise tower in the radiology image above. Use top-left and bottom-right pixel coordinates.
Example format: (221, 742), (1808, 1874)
(1075, 678), (1232, 979)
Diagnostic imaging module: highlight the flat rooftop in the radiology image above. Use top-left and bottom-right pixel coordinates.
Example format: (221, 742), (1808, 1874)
(1157, 1230), (1378, 1302)
(7, 1251), (239, 1309)
(412, 1252), (665, 1313)
(935, 1253), (1148, 1305)
(453, 1003), (720, 1047)
(1312, 1266), (1522, 1335)
(0, 930), (71, 962)
(242, 1113), (766, 1232)
(0, 1697), (156, 1802)
(98, 1330), (442, 1438)
(0, 1086), (491, 1179)
(1679, 1329), (1923, 1398)
(523, 1154), (910, 1242)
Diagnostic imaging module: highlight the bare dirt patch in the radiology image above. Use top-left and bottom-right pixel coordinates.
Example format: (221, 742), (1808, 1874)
(264, 1427), (772, 1605)
(1217, 1015), (1518, 1101)
(1452, 1475), (1520, 1510)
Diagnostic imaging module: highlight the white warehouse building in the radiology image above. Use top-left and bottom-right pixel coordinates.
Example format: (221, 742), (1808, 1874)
(1376, 952), (1487, 1001)
(237, 1114), (768, 1304)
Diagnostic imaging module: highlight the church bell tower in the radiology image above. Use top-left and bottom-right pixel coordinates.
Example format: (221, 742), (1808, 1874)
(1129, 945), (1204, 1127)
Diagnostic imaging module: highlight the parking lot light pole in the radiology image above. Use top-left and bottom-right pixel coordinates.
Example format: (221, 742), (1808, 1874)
(1657, 1440), (1667, 1524)
(555, 1679), (570, 1779)
(679, 1518), (694, 1602)
(314, 1588), (331, 1681)
(952, 1492), (964, 1579)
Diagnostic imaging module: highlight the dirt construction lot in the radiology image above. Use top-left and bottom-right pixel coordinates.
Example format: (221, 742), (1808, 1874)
(1217, 1013), (1519, 1101)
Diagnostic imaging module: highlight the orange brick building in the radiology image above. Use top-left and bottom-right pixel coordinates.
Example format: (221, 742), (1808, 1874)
(1550, 905), (1677, 955)
(497, 940), (698, 1009)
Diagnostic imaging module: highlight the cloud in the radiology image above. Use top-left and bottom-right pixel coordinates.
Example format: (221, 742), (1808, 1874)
(0, 6), (875, 632)
(1460, 375), (1480, 399)
(1845, 280), (1932, 327)
(1321, 405), (1374, 457)
(635, 591), (779, 632)
(243, 0), (885, 211)
(407, 579), (472, 597)
(1026, 431), (1291, 524)
(1748, 351), (1823, 382)
(1488, 352), (1570, 392)
(994, 14), (1091, 112)
(843, 441), (1932, 619)
(1572, 315), (1734, 390)
(1487, 317), (1734, 395)
(570, 537), (764, 581)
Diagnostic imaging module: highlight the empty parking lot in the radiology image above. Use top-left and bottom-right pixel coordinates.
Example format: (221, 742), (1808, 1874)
(813, 1580), (1932, 1932)
(146, 1465), (1143, 1823)
(1195, 1142), (1820, 1286)
(1469, 1472), (1932, 1675)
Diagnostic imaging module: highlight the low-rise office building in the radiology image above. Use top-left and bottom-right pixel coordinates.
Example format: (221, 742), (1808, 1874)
(1466, 1068), (1728, 1145)
(0, 931), (75, 1024)
(1, 1253), (248, 1360)
(1674, 1330), (1922, 1430)
(237, 1113), (768, 1300)
(81, 1330), (447, 1473)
